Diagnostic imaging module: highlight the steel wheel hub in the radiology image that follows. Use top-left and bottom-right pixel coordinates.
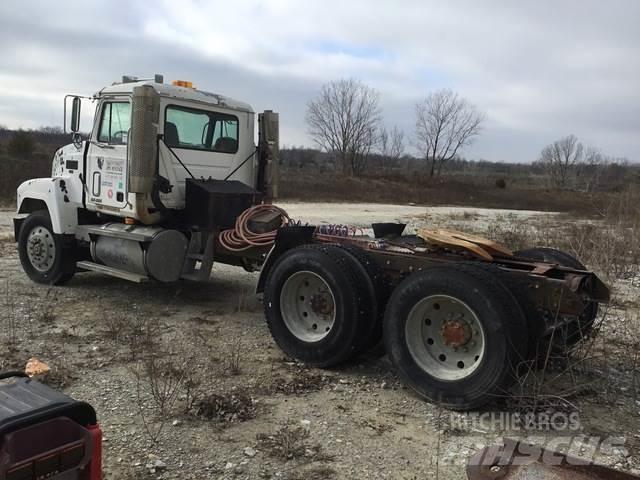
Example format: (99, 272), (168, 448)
(280, 271), (336, 342)
(441, 319), (471, 347)
(405, 295), (486, 381)
(26, 226), (56, 272)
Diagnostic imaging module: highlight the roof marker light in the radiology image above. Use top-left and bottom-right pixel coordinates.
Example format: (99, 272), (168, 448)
(172, 80), (194, 88)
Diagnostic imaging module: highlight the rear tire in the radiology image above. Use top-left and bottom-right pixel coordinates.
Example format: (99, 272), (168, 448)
(18, 210), (75, 285)
(383, 264), (528, 410)
(338, 244), (389, 357)
(263, 244), (375, 367)
(515, 247), (598, 345)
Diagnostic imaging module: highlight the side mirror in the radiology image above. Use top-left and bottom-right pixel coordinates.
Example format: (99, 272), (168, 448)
(70, 97), (81, 133)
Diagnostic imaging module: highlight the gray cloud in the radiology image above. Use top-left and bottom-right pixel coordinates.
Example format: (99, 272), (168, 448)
(0, 0), (637, 162)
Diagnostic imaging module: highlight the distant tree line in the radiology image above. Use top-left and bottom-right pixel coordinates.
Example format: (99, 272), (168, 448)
(303, 77), (636, 192)
(280, 144), (637, 193)
(0, 126), (70, 200)
(0, 106), (636, 199)
(534, 134), (632, 191)
(0, 125), (68, 157)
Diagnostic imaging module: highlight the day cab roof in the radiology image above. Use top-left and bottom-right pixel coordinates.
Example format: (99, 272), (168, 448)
(96, 79), (254, 114)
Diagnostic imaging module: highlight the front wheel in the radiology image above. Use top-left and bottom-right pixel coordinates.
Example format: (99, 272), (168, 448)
(383, 264), (528, 410)
(18, 210), (76, 285)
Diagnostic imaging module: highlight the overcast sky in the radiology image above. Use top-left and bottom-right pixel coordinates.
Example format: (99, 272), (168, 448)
(0, 0), (638, 162)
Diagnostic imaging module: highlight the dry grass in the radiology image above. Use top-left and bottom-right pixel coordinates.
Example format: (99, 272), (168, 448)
(477, 188), (640, 286)
(288, 466), (338, 480)
(221, 334), (244, 376)
(256, 422), (330, 461)
(191, 389), (257, 423)
(125, 315), (160, 361)
(279, 170), (626, 215)
(1, 280), (19, 347)
(258, 366), (332, 395)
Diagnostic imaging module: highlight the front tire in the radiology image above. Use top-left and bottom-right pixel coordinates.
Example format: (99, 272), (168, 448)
(383, 264), (528, 410)
(18, 210), (75, 285)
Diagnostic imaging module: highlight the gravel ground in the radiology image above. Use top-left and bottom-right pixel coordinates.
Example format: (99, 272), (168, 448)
(0, 203), (638, 479)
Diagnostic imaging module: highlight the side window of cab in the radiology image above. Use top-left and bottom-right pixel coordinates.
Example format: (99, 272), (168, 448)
(164, 105), (239, 153)
(97, 102), (131, 145)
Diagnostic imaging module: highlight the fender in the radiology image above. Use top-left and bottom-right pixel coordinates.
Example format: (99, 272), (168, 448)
(255, 226), (315, 293)
(15, 177), (81, 235)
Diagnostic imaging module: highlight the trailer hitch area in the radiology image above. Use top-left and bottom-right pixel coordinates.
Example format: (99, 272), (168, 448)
(564, 273), (610, 303)
(466, 439), (639, 480)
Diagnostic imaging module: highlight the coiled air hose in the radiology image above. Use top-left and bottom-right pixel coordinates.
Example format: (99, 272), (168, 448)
(218, 204), (291, 252)
(218, 204), (365, 252)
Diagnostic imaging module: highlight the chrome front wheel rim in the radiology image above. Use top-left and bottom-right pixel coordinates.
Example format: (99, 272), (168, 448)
(26, 225), (56, 272)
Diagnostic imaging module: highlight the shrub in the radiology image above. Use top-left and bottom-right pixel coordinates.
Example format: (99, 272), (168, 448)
(495, 178), (507, 189)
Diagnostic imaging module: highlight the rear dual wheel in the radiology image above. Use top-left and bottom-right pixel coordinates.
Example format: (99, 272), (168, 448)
(383, 264), (528, 410)
(263, 244), (377, 367)
(266, 249), (529, 409)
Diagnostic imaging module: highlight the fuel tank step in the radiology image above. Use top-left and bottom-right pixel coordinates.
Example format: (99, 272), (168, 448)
(76, 261), (149, 283)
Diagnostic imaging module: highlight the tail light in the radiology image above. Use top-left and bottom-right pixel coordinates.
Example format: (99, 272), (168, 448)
(87, 424), (102, 480)
(0, 417), (101, 480)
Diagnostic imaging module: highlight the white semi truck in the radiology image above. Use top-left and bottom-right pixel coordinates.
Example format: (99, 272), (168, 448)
(13, 75), (609, 410)
(14, 75), (279, 284)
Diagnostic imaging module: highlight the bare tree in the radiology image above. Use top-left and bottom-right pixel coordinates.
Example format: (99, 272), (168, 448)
(415, 89), (484, 177)
(38, 126), (63, 135)
(579, 145), (603, 191)
(379, 125), (405, 173)
(306, 79), (381, 176)
(539, 134), (584, 188)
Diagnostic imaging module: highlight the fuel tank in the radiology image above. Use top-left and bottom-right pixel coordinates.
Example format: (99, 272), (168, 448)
(89, 223), (188, 282)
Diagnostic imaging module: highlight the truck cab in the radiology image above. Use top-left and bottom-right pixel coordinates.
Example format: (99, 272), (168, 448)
(14, 75), (279, 285)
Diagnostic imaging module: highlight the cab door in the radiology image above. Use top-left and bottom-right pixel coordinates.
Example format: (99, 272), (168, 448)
(86, 99), (131, 210)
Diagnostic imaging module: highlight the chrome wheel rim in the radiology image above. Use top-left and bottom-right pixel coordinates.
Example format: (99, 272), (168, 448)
(405, 294), (485, 381)
(26, 225), (56, 272)
(280, 271), (336, 342)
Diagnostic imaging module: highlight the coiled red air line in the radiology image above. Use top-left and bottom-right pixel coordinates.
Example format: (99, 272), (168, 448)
(218, 204), (291, 252)
(218, 205), (362, 252)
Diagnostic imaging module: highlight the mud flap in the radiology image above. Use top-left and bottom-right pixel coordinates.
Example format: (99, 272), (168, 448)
(255, 226), (315, 293)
